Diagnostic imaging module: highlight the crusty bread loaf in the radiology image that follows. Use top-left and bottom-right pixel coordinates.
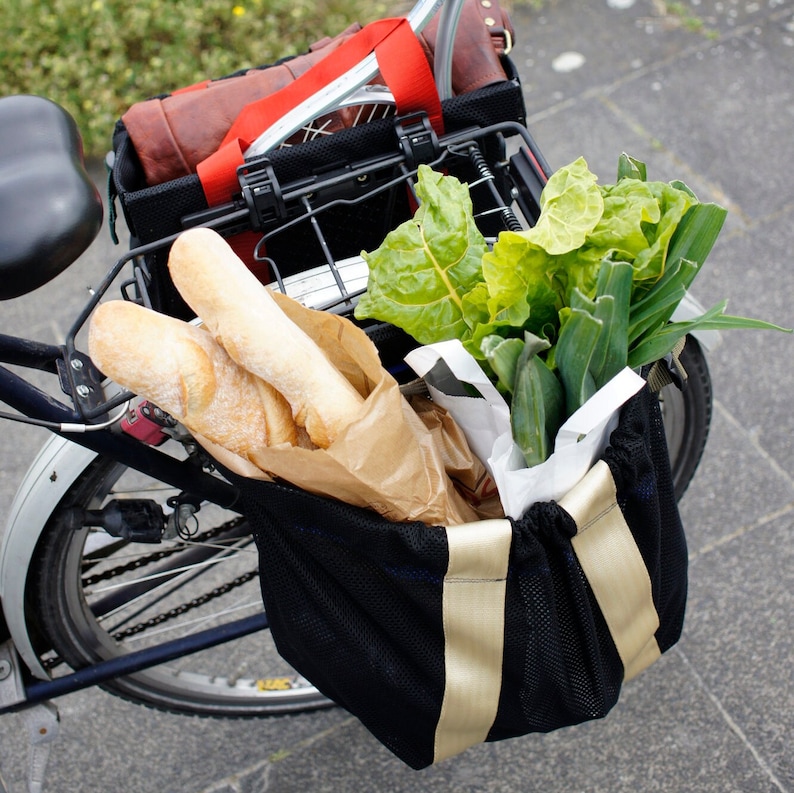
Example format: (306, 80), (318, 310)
(167, 228), (364, 448)
(88, 300), (298, 453)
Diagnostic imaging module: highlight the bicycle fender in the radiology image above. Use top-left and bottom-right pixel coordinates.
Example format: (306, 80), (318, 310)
(0, 435), (98, 679)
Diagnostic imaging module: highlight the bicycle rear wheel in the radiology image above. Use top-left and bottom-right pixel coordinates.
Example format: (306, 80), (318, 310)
(27, 444), (331, 716)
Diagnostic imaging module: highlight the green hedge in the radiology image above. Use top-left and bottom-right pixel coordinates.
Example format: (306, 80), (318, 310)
(1, 0), (388, 158)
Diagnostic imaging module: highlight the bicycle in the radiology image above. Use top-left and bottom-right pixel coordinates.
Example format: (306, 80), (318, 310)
(0, 0), (715, 789)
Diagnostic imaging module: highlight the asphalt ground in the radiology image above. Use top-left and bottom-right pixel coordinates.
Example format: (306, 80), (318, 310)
(0, 0), (792, 790)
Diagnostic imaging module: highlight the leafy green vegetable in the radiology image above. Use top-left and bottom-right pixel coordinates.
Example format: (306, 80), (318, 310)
(354, 165), (488, 345)
(518, 156), (604, 256)
(579, 259), (633, 389)
(511, 334), (565, 468)
(482, 333), (565, 467)
(474, 230), (561, 350)
(617, 153), (647, 181)
(356, 154), (791, 469)
(628, 301), (792, 368)
(555, 308), (602, 415)
(480, 335), (525, 395)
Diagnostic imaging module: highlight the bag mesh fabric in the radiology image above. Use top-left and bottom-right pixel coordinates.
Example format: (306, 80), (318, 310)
(228, 384), (687, 769)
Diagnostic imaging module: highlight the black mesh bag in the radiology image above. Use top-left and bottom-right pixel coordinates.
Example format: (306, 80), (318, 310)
(227, 383), (687, 769)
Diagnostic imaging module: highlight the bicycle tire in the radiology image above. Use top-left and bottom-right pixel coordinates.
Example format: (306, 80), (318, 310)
(27, 447), (332, 717)
(657, 335), (713, 501)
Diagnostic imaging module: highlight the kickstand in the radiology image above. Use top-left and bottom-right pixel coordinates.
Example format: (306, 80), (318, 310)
(0, 642), (60, 793)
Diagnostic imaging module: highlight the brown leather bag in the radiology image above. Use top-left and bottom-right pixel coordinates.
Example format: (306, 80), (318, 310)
(122, 0), (514, 187)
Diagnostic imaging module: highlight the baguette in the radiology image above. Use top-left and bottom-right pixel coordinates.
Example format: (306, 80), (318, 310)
(88, 300), (298, 454)
(167, 228), (364, 448)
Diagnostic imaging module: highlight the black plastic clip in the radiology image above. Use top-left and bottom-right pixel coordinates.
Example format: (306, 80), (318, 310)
(394, 113), (440, 170)
(237, 158), (286, 231)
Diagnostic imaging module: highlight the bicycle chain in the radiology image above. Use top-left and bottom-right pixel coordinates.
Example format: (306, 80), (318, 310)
(110, 568), (260, 641)
(43, 567), (259, 671)
(44, 515), (254, 671)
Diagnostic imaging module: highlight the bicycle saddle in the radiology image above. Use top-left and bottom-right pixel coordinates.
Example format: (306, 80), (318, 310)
(0, 95), (103, 299)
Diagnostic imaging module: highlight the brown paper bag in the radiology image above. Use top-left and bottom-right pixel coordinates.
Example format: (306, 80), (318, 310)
(207, 292), (500, 526)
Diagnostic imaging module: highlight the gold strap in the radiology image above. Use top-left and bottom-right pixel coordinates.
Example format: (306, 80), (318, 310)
(433, 518), (512, 763)
(646, 336), (688, 393)
(559, 460), (661, 681)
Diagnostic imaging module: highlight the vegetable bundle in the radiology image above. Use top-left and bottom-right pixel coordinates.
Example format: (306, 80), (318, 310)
(356, 155), (790, 468)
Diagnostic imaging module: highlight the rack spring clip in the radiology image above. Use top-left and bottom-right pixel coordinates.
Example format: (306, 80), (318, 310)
(394, 113), (440, 170)
(238, 159), (287, 232)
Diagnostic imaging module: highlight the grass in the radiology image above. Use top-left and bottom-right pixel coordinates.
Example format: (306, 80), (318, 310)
(0, 0), (389, 158)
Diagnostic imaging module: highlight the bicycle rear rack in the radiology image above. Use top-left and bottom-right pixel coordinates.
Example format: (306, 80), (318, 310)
(61, 114), (549, 422)
(187, 116), (548, 312)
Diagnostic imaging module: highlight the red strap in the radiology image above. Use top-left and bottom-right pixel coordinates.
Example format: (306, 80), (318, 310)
(199, 139), (248, 207)
(197, 17), (442, 209)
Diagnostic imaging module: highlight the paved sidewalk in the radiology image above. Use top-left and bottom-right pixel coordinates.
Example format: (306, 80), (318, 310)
(0, 1), (791, 791)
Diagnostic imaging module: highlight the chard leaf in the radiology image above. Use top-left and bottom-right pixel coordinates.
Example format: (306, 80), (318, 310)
(478, 230), (560, 342)
(355, 165), (487, 344)
(519, 156), (604, 255)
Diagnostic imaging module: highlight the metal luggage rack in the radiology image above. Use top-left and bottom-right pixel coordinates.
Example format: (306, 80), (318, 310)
(191, 116), (550, 315)
(61, 115), (550, 421)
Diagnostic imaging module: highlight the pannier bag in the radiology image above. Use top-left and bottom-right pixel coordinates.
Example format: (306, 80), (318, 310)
(226, 384), (687, 769)
(118, 0), (514, 186)
(109, 0), (522, 317)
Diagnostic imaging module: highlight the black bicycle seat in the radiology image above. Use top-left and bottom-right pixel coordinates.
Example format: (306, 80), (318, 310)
(0, 95), (103, 300)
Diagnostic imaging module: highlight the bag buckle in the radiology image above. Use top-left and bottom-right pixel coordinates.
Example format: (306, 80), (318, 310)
(237, 158), (287, 231)
(394, 113), (440, 170)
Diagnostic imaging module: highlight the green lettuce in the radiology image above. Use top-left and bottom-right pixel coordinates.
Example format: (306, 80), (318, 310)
(356, 157), (706, 358)
(354, 165), (488, 345)
(354, 155), (791, 466)
(519, 155), (604, 255)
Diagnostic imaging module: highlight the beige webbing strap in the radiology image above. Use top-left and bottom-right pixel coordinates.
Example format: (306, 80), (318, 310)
(433, 518), (512, 764)
(558, 460), (661, 681)
(646, 336), (688, 393)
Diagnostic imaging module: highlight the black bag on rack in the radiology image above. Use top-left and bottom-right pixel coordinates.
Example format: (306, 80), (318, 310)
(225, 383), (687, 770)
(109, 1), (525, 320)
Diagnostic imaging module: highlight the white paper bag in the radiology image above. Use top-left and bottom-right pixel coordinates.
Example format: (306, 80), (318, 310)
(405, 340), (646, 519)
